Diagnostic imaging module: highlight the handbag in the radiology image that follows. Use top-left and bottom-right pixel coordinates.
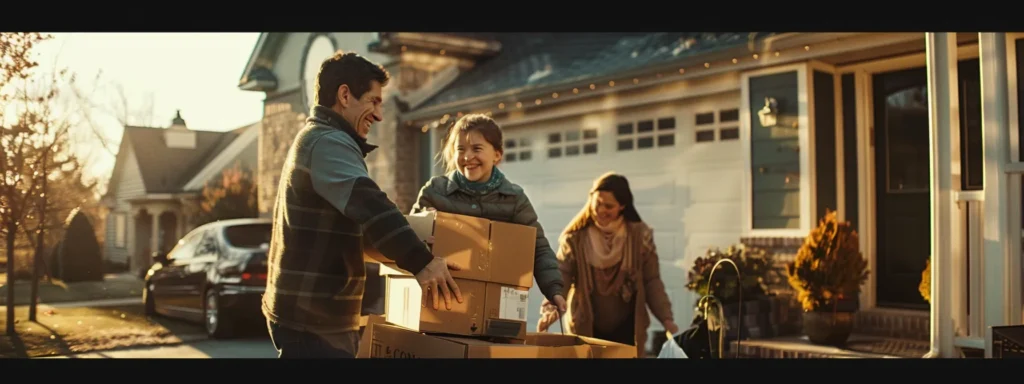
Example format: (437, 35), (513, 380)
(675, 258), (743, 359)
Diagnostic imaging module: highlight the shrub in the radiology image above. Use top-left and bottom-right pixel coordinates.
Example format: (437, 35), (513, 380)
(786, 210), (869, 312)
(687, 244), (772, 304)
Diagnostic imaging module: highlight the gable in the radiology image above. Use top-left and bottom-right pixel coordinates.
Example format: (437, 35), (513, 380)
(122, 126), (241, 194)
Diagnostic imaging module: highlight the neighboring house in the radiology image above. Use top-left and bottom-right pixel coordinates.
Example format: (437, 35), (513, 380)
(238, 32), (1024, 357)
(101, 111), (259, 275)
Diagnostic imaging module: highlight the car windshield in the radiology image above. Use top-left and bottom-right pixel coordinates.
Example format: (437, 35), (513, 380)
(223, 223), (271, 249)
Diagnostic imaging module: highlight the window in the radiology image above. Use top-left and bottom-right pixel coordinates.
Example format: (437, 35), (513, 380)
(548, 128), (599, 159)
(617, 117), (675, 151)
(113, 213), (127, 248)
(695, 108), (740, 143)
(503, 137), (533, 163)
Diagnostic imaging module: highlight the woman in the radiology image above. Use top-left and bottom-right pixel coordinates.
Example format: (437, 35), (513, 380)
(537, 172), (676, 357)
(410, 113), (567, 313)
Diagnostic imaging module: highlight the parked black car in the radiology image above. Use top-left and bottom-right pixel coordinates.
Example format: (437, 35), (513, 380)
(143, 218), (271, 339)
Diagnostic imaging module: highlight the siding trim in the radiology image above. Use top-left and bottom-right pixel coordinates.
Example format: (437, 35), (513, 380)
(740, 62), (814, 238)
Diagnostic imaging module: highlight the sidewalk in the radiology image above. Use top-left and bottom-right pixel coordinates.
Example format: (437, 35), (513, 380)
(44, 338), (276, 358)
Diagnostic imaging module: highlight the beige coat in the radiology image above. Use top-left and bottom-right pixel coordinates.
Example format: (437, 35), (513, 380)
(555, 221), (674, 357)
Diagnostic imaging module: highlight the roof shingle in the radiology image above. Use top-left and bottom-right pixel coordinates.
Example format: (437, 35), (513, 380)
(416, 32), (776, 111)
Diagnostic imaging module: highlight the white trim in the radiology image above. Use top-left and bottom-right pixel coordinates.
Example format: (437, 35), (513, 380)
(502, 73), (741, 129)
(739, 62), (813, 238)
(1004, 33), (1024, 326)
(854, 70), (876, 310)
(182, 123), (260, 191)
(239, 33), (269, 85)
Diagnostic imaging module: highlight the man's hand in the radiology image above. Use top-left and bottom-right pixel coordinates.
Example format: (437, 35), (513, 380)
(415, 256), (463, 310)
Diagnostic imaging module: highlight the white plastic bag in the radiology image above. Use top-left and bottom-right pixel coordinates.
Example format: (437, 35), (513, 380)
(657, 332), (688, 359)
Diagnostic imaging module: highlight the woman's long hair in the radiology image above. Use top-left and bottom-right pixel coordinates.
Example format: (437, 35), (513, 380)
(561, 172), (643, 237)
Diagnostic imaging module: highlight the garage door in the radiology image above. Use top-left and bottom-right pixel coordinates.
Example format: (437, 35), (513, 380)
(498, 92), (745, 350)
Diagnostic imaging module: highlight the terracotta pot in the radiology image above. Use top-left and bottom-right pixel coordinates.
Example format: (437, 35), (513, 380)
(802, 310), (854, 346)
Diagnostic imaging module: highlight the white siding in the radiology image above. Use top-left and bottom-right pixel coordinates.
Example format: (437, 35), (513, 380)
(105, 146), (146, 266)
(272, 32), (390, 93)
(498, 91), (745, 350)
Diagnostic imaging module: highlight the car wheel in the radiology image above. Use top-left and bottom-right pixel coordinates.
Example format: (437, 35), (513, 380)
(204, 289), (233, 339)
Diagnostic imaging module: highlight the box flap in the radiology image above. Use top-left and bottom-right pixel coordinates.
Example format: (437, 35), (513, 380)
(576, 335), (637, 358)
(366, 323), (470, 358)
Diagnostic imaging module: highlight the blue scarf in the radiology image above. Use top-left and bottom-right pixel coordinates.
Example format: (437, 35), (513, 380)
(454, 167), (505, 196)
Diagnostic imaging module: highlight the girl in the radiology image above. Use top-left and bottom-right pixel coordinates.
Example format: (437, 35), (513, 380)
(536, 172), (676, 357)
(410, 113), (567, 314)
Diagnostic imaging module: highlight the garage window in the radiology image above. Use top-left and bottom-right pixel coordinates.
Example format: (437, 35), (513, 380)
(503, 137), (533, 163)
(616, 117), (675, 151)
(548, 128), (598, 159)
(695, 108), (740, 143)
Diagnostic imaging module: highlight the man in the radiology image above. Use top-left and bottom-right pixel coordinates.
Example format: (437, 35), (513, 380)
(263, 51), (463, 358)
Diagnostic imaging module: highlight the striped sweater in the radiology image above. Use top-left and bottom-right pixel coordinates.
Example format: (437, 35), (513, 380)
(262, 105), (434, 333)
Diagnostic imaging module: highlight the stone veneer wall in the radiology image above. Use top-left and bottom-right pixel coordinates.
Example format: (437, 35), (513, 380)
(741, 236), (805, 336)
(257, 89), (423, 218)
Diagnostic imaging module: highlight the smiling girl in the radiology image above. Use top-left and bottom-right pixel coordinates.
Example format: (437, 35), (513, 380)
(410, 114), (567, 314)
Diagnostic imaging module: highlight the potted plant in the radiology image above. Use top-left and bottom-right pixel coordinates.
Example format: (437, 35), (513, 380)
(686, 244), (774, 340)
(786, 210), (869, 346)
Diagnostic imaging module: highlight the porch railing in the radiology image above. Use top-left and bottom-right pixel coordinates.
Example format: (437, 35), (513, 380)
(954, 192), (986, 350)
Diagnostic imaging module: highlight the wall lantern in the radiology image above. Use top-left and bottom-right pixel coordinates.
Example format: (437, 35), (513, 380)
(757, 97), (779, 127)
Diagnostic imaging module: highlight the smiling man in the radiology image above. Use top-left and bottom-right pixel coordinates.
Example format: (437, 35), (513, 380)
(263, 51), (463, 358)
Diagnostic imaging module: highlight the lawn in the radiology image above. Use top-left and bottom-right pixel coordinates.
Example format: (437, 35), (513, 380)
(0, 304), (206, 358)
(0, 273), (143, 306)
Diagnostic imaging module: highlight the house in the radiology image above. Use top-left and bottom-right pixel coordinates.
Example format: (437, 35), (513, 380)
(238, 32), (1023, 357)
(101, 111), (260, 275)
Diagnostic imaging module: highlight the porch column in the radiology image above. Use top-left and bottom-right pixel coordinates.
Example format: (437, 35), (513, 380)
(924, 32), (960, 358)
(149, 208), (164, 257)
(978, 33), (1022, 328)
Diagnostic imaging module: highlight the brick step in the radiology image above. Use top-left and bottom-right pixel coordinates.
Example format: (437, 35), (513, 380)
(727, 334), (930, 358)
(853, 309), (930, 341)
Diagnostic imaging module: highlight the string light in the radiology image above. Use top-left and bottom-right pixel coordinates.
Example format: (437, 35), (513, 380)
(422, 42), (817, 128)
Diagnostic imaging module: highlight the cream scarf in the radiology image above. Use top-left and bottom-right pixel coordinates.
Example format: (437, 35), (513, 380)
(585, 216), (627, 269)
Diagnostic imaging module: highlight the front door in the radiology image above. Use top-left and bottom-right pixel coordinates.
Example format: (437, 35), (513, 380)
(872, 67), (931, 309)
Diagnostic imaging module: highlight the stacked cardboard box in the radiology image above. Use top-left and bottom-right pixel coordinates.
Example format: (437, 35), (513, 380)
(365, 211), (535, 340)
(361, 211), (636, 358)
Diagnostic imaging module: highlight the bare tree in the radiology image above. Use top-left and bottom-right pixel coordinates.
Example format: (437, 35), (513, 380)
(1, 32), (53, 335)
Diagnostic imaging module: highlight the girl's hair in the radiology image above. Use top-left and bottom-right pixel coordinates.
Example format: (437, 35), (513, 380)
(561, 172), (643, 236)
(438, 114), (504, 174)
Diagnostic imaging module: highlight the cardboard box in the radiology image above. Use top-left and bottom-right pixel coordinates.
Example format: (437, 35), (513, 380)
(356, 316), (636, 359)
(379, 263), (530, 340)
(363, 211), (536, 288)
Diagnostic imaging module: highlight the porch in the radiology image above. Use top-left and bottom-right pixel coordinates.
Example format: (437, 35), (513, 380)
(126, 194), (201, 274)
(726, 32), (1022, 358)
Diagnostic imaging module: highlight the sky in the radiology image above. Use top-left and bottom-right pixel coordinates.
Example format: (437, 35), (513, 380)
(27, 32), (266, 190)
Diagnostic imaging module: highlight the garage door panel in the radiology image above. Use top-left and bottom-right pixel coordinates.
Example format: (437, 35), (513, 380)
(621, 173), (677, 206)
(682, 203), (742, 232)
(688, 168), (742, 203)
